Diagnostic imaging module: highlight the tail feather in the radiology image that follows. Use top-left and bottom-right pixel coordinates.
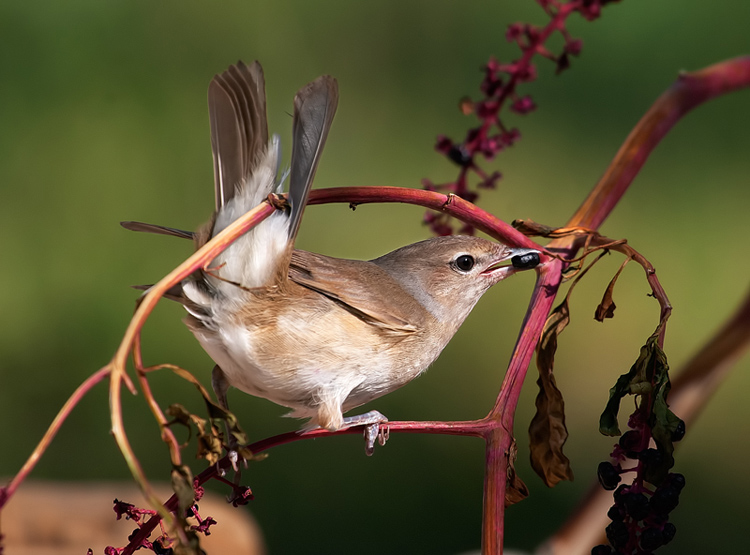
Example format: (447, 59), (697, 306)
(287, 75), (339, 242)
(120, 221), (194, 240)
(208, 61), (269, 210)
(127, 63), (339, 318)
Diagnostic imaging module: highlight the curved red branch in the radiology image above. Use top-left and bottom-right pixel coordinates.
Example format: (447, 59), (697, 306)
(567, 56), (750, 231)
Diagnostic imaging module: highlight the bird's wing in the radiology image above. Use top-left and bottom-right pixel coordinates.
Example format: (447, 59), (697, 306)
(289, 250), (424, 334)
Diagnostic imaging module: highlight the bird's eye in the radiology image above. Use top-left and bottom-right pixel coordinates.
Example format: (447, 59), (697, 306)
(454, 254), (475, 272)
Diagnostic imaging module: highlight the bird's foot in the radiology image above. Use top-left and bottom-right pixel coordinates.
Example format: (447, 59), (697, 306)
(218, 436), (248, 483)
(342, 410), (390, 456)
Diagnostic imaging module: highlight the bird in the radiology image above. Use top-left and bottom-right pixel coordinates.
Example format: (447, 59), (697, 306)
(122, 60), (540, 455)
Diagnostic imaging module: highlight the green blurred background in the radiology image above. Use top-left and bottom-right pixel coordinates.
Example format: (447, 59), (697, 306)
(1, 1), (748, 553)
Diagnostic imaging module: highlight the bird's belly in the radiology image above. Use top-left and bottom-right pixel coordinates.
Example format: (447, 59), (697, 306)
(187, 296), (448, 417)
(191, 318), (426, 412)
(190, 323), (307, 408)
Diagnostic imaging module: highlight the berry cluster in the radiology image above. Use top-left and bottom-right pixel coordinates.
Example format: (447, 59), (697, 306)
(423, 0), (620, 235)
(107, 483), (221, 554)
(592, 421), (686, 554)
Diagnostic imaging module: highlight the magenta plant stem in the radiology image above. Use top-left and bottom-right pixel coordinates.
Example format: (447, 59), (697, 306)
(568, 56), (750, 231)
(308, 186), (540, 251)
(483, 261), (564, 551)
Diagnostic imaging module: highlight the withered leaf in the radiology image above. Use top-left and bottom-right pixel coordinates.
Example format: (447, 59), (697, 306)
(599, 335), (663, 436)
(166, 364), (250, 448)
(196, 426), (223, 466)
(171, 464), (195, 516)
(599, 335), (680, 484)
(512, 219), (560, 237)
(505, 440), (530, 506)
(205, 398), (249, 450)
(505, 471), (530, 506)
(172, 531), (203, 555)
(166, 403), (193, 427)
(647, 344), (681, 485)
(529, 298), (575, 487)
(599, 343), (650, 437)
(594, 258), (629, 322)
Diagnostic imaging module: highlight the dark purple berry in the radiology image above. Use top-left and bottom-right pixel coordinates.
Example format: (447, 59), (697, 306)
(650, 486), (680, 515)
(638, 448), (663, 468)
(447, 145), (472, 166)
(623, 492), (650, 521)
(607, 504), (623, 521)
(605, 520), (629, 549)
(671, 419), (686, 441)
(662, 522), (677, 544)
(667, 472), (686, 491)
(640, 527), (664, 550)
(613, 484), (630, 504)
(618, 430), (642, 457)
(153, 540), (174, 555)
(597, 461), (621, 491)
(591, 546), (614, 555)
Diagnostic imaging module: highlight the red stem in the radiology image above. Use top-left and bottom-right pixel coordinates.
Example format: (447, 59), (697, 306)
(567, 56), (750, 231)
(307, 186), (539, 250)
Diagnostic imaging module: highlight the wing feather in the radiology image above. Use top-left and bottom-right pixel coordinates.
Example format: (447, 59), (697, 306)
(289, 250), (424, 334)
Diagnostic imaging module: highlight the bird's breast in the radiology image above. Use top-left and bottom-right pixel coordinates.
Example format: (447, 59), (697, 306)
(186, 282), (456, 411)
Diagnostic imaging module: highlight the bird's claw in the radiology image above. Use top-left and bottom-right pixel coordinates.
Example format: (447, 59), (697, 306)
(228, 449), (240, 472)
(363, 421), (390, 456)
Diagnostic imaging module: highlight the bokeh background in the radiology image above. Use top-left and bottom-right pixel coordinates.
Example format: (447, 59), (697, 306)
(1, 1), (748, 553)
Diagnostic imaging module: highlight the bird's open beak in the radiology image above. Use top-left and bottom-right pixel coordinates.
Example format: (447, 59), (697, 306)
(482, 247), (541, 280)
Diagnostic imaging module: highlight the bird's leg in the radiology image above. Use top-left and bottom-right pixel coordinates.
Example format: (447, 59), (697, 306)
(341, 410), (390, 456)
(212, 365), (241, 474)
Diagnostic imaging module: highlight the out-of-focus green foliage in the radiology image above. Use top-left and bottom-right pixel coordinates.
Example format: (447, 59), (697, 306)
(1, 1), (748, 553)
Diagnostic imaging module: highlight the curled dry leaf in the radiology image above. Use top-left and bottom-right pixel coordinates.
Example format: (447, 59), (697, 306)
(600, 335), (681, 484)
(594, 258), (629, 322)
(512, 219), (561, 237)
(171, 464), (196, 516)
(505, 440), (530, 506)
(166, 364), (250, 451)
(204, 400), (249, 453)
(512, 218), (594, 239)
(529, 298), (575, 487)
(166, 404), (224, 465)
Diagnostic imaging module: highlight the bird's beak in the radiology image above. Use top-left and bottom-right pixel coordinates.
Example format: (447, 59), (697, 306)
(481, 247), (541, 281)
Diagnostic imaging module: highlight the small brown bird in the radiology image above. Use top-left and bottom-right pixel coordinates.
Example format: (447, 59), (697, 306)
(123, 61), (539, 454)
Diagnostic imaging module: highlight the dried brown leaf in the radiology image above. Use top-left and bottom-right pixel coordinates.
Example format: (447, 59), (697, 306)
(512, 218), (597, 239)
(171, 464), (195, 516)
(512, 219), (560, 237)
(505, 471), (530, 506)
(529, 299), (575, 487)
(594, 258), (629, 322)
(505, 440), (530, 506)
